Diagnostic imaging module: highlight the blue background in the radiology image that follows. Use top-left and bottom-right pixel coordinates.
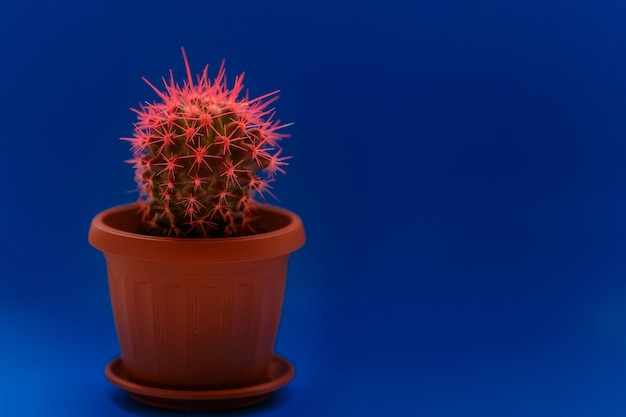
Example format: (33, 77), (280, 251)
(2, 1), (626, 416)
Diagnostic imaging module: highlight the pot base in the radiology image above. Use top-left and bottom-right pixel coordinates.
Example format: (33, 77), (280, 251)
(105, 355), (295, 411)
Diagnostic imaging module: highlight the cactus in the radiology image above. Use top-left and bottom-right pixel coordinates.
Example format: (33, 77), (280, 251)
(124, 48), (290, 237)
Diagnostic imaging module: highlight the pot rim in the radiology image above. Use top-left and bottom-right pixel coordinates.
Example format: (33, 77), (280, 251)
(88, 203), (305, 262)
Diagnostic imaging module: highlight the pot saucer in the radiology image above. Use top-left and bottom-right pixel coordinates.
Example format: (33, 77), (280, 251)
(105, 355), (295, 411)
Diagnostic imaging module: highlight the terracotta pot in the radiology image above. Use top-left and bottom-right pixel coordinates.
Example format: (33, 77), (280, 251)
(88, 203), (305, 410)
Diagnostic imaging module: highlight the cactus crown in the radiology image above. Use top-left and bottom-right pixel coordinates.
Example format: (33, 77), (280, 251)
(124, 48), (290, 238)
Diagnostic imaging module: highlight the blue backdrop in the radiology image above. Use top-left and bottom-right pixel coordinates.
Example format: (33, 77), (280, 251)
(2, 1), (626, 416)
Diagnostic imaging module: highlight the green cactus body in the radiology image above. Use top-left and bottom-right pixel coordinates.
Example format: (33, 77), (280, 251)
(124, 49), (290, 237)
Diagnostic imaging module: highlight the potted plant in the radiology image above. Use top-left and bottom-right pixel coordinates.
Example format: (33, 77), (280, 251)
(88, 48), (305, 411)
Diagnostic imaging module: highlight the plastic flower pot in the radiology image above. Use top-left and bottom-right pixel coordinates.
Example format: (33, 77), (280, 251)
(89, 203), (305, 411)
